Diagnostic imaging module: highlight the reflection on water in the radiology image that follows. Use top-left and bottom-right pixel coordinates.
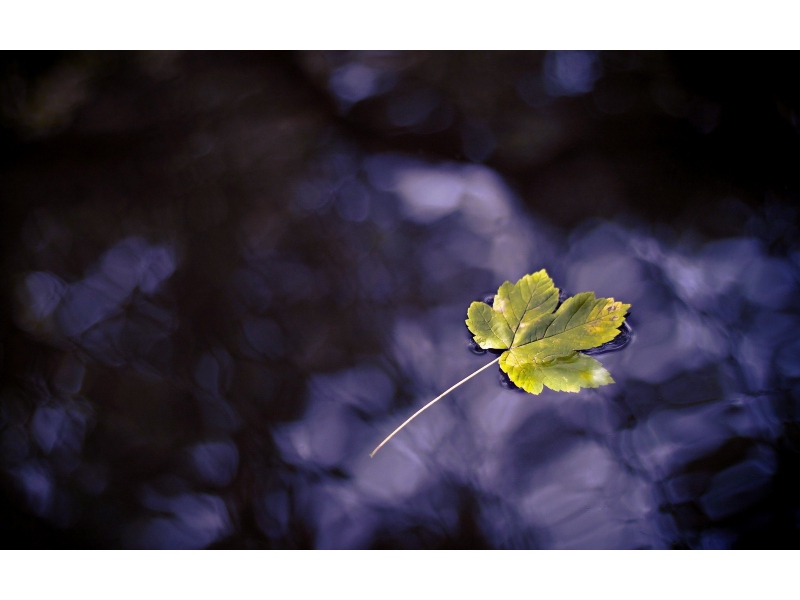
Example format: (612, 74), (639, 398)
(2, 51), (799, 549)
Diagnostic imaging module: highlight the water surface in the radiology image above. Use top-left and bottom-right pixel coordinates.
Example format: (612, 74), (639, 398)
(1, 51), (799, 549)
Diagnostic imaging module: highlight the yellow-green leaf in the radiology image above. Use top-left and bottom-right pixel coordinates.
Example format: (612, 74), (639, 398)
(466, 271), (630, 394)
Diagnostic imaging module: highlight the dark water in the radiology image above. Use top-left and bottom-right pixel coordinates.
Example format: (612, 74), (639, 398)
(1, 51), (800, 549)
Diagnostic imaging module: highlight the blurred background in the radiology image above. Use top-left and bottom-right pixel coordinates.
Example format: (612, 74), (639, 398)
(1, 51), (799, 549)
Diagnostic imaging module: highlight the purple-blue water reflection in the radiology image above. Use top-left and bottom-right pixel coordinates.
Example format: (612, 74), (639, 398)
(2, 51), (799, 549)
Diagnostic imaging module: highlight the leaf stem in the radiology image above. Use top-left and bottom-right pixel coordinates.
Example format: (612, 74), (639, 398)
(369, 356), (501, 457)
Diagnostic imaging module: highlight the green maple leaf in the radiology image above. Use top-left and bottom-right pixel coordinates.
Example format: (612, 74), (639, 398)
(371, 269), (630, 457)
(466, 269), (629, 394)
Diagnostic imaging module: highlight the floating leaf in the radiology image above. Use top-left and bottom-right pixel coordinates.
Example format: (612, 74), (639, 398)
(467, 271), (630, 394)
(370, 269), (630, 456)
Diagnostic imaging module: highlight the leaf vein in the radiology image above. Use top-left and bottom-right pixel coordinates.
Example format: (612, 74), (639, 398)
(510, 275), (545, 346)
